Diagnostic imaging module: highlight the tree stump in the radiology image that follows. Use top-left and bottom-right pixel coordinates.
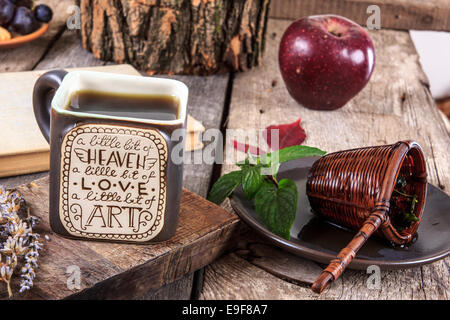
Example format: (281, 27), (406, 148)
(79, 0), (271, 75)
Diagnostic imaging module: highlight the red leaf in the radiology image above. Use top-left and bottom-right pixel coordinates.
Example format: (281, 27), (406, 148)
(232, 140), (265, 156)
(232, 118), (307, 155)
(263, 118), (306, 150)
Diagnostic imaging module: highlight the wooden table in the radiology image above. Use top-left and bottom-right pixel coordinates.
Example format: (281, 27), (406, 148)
(0, 0), (232, 299)
(1, 0), (449, 299)
(200, 19), (450, 300)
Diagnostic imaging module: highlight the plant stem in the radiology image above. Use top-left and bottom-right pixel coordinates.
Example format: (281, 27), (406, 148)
(265, 175), (279, 187)
(6, 281), (12, 298)
(393, 189), (414, 198)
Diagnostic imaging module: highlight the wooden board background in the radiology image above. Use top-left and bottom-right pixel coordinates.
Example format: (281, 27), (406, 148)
(0, 0), (232, 299)
(201, 18), (450, 300)
(0, 177), (241, 299)
(1, 0), (449, 300)
(269, 0), (450, 32)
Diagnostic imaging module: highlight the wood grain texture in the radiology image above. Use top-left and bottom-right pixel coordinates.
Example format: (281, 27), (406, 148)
(437, 98), (450, 120)
(78, 0), (271, 75)
(0, 176), (242, 299)
(34, 30), (107, 70)
(269, 0), (450, 32)
(138, 272), (195, 300)
(203, 18), (450, 299)
(170, 74), (230, 197)
(0, 172), (49, 189)
(234, 239), (323, 285)
(201, 252), (450, 300)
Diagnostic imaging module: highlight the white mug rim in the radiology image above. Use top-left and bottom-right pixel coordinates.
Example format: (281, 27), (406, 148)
(51, 70), (188, 126)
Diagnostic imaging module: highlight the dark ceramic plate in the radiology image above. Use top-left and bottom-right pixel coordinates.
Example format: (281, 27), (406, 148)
(230, 157), (450, 270)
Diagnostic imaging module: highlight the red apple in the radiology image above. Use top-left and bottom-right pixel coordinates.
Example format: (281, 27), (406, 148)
(279, 15), (375, 110)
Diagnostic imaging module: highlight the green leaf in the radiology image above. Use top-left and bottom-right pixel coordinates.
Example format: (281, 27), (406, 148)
(209, 145), (324, 239)
(207, 170), (242, 205)
(260, 145), (326, 166)
(241, 165), (264, 200)
(254, 179), (298, 239)
(236, 154), (259, 167)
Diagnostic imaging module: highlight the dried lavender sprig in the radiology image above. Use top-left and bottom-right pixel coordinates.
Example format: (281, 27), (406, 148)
(0, 185), (44, 297)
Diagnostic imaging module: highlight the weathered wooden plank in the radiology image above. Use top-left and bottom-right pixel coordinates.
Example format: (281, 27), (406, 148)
(34, 30), (106, 70)
(269, 0), (450, 32)
(235, 241), (324, 285)
(200, 253), (323, 300)
(139, 273), (195, 300)
(1, 176), (242, 300)
(0, 172), (48, 189)
(170, 74), (229, 197)
(0, 0), (75, 72)
(437, 98), (450, 120)
(200, 253), (449, 299)
(203, 18), (450, 299)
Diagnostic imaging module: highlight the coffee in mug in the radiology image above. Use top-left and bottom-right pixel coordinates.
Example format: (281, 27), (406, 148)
(33, 70), (188, 243)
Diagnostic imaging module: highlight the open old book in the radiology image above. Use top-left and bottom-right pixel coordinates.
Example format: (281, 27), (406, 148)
(0, 64), (204, 178)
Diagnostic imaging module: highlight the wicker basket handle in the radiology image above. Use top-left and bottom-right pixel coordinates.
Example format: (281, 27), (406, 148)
(311, 204), (388, 293)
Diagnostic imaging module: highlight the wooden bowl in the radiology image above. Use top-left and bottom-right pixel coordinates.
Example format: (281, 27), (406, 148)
(0, 23), (49, 49)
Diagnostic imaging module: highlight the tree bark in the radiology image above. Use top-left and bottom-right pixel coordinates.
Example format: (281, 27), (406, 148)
(79, 0), (271, 75)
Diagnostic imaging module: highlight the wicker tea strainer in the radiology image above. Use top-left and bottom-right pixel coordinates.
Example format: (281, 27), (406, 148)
(306, 140), (427, 293)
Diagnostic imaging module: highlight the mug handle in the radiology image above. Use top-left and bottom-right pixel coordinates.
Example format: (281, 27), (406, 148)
(32, 70), (68, 143)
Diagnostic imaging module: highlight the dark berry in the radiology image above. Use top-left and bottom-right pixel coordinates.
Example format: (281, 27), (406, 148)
(10, 0), (33, 9)
(10, 6), (39, 35)
(0, 0), (15, 26)
(34, 4), (52, 23)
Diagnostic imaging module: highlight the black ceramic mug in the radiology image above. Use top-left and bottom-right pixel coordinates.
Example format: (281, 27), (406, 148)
(33, 70), (188, 243)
